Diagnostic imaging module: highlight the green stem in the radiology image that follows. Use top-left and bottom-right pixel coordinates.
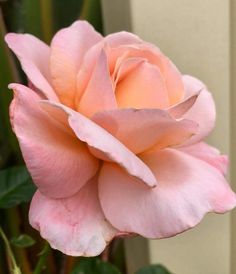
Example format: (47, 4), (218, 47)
(33, 243), (50, 274)
(5, 208), (32, 274)
(0, 227), (21, 274)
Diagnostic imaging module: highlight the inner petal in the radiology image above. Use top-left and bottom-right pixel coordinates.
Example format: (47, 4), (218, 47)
(115, 61), (169, 109)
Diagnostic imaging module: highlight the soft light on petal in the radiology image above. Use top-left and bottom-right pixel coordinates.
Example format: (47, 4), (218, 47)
(50, 21), (102, 107)
(93, 108), (198, 154)
(99, 149), (236, 238)
(9, 83), (99, 198)
(180, 76), (216, 144)
(29, 177), (117, 256)
(179, 142), (228, 175)
(5, 33), (58, 101)
(41, 101), (157, 187)
(78, 50), (117, 117)
(116, 61), (169, 109)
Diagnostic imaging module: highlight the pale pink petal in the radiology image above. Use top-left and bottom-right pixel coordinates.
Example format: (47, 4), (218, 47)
(168, 76), (215, 144)
(9, 83), (99, 198)
(116, 61), (169, 109)
(104, 31), (142, 47)
(41, 101), (157, 187)
(179, 142), (228, 175)
(50, 21), (102, 107)
(139, 44), (185, 105)
(93, 108), (198, 154)
(180, 76), (216, 145)
(5, 33), (58, 101)
(167, 93), (199, 118)
(161, 56), (184, 105)
(99, 149), (236, 238)
(29, 177), (117, 256)
(75, 43), (105, 106)
(78, 50), (117, 117)
(183, 74), (206, 98)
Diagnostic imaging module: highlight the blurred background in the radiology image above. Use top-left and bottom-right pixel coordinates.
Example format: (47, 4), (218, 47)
(0, 0), (235, 274)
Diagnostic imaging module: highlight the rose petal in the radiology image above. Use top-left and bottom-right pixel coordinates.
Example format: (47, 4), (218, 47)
(99, 149), (236, 238)
(167, 93), (199, 118)
(137, 44), (185, 105)
(179, 142), (228, 175)
(29, 177), (117, 256)
(180, 76), (216, 145)
(75, 43), (105, 106)
(78, 50), (117, 117)
(116, 61), (169, 109)
(109, 43), (184, 105)
(5, 33), (58, 101)
(40, 101), (157, 187)
(183, 74), (206, 98)
(93, 108), (198, 154)
(9, 83), (99, 198)
(113, 57), (145, 86)
(105, 31), (142, 47)
(50, 21), (102, 107)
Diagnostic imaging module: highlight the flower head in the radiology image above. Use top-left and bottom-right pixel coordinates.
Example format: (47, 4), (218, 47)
(5, 20), (236, 256)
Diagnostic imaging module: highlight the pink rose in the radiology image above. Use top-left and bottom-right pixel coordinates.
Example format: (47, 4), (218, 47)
(5, 21), (236, 256)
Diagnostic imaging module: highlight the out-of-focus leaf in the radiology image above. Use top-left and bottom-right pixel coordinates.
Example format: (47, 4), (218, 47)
(135, 264), (173, 274)
(71, 258), (121, 274)
(52, 0), (83, 32)
(110, 239), (126, 273)
(11, 234), (36, 248)
(80, 0), (103, 33)
(0, 8), (20, 157)
(21, 0), (42, 39)
(0, 166), (36, 208)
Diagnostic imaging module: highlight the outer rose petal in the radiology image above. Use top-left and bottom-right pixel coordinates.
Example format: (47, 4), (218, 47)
(9, 83), (99, 198)
(183, 74), (206, 98)
(115, 61), (169, 109)
(5, 33), (58, 101)
(167, 93), (199, 118)
(180, 76), (216, 145)
(104, 31), (142, 47)
(93, 108), (198, 154)
(179, 142), (228, 175)
(99, 149), (236, 238)
(78, 50), (117, 117)
(50, 21), (102, 107)
(40, 101), (157, 187)
(29, 177), (117, 256)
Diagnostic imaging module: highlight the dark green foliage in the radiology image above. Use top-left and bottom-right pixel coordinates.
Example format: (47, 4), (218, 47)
(71, 258), (122, 274)
(0, 166), (36, 208)
(11, 234), (36, 248)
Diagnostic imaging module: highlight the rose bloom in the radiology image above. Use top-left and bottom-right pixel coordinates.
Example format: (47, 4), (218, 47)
(5, 21), (236, 256)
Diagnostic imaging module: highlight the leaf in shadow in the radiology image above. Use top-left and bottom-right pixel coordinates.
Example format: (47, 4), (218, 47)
(0, 166), (36, 208)
(71, 258), (121, 274)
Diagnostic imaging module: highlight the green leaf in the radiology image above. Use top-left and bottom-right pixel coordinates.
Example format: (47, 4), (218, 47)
(0, 8), (20, 156)
(135, 264), (173, 274)
(0, 166), (36, 208)
(71, 258), (121, 274)
(11, 234), (36, 248)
